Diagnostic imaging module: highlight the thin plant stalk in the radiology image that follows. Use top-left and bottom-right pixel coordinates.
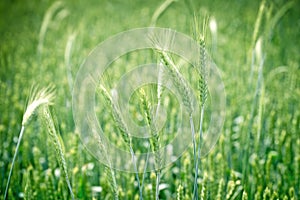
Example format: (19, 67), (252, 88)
(190, 115), (198, 199)
(129, 146), (143, 200)
(153, 62), (164, 200)
(140, 143), (150, 193)
(155, 61), (164, 118)
(4, 126), (25, 200)
(151, 0), (176, 26)
(193, 16), (208, 200)
(193, 106), (205, 200)
(155, 171), (161, 200)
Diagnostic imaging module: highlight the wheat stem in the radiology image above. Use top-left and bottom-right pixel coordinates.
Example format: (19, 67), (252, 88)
(155, 171), (161, 200)
(190, 115), (198, 199)
(140, 144), (150, 193)
(193, 16), (208, 200)
(4, 126), (25, 200)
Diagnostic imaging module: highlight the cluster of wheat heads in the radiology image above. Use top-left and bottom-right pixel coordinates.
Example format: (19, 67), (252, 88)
(148, 18), (209, 199)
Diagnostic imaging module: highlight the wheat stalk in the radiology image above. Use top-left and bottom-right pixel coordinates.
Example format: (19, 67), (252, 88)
(192, 15), (209, 200)
(156, 61), (165, 119)
(4, 85), (55, 200)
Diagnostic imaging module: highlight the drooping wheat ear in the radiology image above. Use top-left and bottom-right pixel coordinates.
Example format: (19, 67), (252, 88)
(38, 1), (69, 56)
(150, 0), (176, 26)
(139, 88), (162, 200)
(150, 31), (193, 114)
(22, 85), (55, 126)
(98, 84), (132, 146)
(158, 51), (194, 115)
(97, 84), (143, 200)
(4, 85), (55, 200)
(41, 106), (75, 200)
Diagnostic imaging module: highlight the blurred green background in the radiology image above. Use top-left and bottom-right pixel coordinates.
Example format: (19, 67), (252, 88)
(0, 0), (299, 199)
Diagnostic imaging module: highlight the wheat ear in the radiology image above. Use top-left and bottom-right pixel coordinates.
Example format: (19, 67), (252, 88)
(139, 88), (162, 200)
(193, 15), (208, 200)
(4, 85), (55, 200)
(97, 84), (143, 200)
(154, 47), (196, 200)
(41, 106), (75, 200)
(158, 51), (194, 114)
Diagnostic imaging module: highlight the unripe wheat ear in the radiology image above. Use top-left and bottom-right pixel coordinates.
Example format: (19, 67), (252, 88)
(4, 85), (55, 200)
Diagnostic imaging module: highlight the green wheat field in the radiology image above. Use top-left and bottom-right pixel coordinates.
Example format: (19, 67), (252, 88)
(0, 0), (299, 199)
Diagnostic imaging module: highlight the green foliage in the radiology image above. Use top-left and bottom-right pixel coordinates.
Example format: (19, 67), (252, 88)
(1, 0), (299, 199)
